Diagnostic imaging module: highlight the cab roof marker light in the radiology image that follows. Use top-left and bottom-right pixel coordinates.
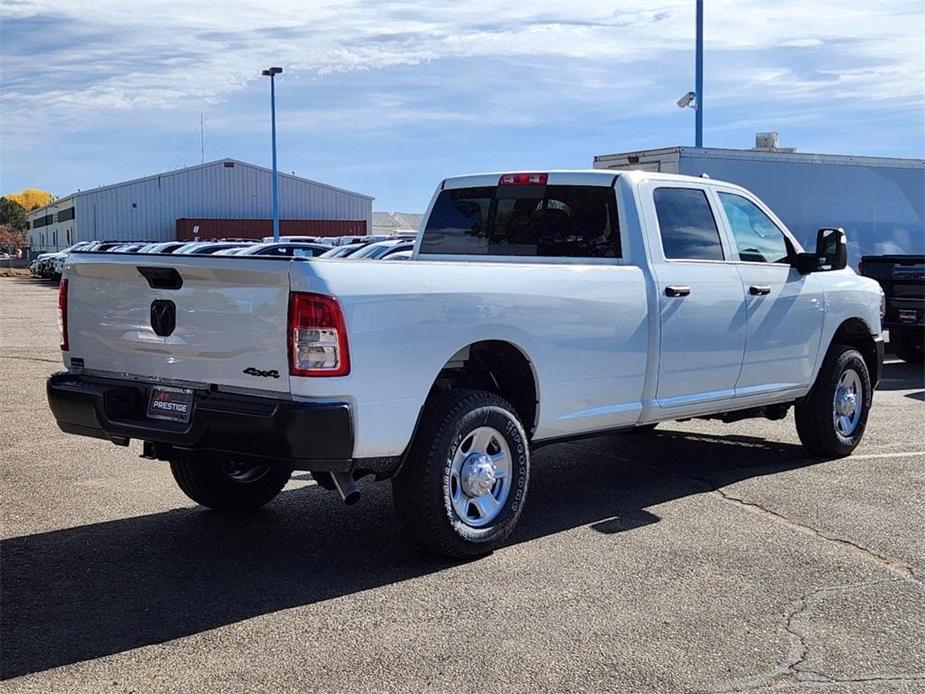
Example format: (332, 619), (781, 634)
(499, 173), (548, 185)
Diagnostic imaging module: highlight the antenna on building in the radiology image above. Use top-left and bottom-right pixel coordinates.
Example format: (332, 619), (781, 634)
(200, 113), (205, 164)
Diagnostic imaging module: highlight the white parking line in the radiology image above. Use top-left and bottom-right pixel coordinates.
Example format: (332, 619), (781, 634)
(851, 451), (925, 460)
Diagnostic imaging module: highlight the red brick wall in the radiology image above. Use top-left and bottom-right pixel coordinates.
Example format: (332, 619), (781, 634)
(175, 218), (367, 241)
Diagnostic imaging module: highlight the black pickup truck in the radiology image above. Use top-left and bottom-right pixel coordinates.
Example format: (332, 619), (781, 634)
(861, 255), (924, 363)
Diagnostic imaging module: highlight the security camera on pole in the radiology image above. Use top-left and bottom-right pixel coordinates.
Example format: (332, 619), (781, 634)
(262, 67), (283, 242)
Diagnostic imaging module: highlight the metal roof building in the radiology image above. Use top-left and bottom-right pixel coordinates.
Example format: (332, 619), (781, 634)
(27, 159), (373, 253)
(371, 211), (424, 235)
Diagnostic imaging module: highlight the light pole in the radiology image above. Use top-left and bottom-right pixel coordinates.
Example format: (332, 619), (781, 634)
(262, 67), (283, 241)
(676, 0), (704, 146)
(695, 0), (703, 147)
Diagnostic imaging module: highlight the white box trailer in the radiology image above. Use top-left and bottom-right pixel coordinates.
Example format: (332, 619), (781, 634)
(593, 146), (924, 267)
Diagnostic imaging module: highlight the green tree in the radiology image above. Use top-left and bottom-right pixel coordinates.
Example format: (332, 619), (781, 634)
(0, 197), (27, 232)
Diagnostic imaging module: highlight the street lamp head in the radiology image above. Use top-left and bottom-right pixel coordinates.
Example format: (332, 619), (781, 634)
(262, 67), (283, 76)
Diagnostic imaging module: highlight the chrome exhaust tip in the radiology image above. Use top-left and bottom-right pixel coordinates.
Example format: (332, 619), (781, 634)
(329, 470), (361, 505)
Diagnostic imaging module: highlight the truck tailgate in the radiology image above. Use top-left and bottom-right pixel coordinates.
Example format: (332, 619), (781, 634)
(64, 253), (292, 394)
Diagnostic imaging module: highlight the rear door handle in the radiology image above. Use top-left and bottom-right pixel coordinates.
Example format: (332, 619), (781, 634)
(749, 285), (771, 296)
(665, 285), (691, 297)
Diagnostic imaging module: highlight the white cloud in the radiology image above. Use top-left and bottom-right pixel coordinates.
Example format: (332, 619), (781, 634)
(2, 0), (922, 120)
(0, 0), (922, 169)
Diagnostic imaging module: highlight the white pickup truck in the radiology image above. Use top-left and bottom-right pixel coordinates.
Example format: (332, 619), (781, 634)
(48, 170), (884, 557)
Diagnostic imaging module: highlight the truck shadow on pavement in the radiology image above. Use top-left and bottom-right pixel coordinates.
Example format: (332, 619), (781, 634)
(876, 359), (925, 392)
(0, 430), (842, 680)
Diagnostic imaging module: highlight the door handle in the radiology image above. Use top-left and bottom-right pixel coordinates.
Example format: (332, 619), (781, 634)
(665, 285), (691, 297)
(749, 285), (771, 296)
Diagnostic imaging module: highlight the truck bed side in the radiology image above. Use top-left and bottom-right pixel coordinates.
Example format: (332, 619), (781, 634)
(289, 258), (649, 457)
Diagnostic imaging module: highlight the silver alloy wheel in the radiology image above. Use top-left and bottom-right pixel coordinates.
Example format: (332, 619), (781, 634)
(220, 459), (271, 483)
(448, 426), (512, 528)
(833, 368), (863, 437)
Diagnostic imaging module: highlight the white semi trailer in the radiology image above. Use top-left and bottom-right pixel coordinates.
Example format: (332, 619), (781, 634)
(593, 141), (924, 269)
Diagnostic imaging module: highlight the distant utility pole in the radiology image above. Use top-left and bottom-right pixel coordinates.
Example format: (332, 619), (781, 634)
(695, 0), (703, 147)
(200, 113), (204, 164)
(262, 66), (283, 242)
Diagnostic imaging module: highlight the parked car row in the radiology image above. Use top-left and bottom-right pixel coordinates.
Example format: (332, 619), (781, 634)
(26, 243), (139, 278)
(29, 233), (420, 280)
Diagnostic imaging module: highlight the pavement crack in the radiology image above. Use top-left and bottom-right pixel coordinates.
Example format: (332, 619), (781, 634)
(711, 487), (921, 584)
(0, 354), (61, 364)
(702, 579), (917, 693)
(569, 441), (921, 584)
(570, 441), (924, 692)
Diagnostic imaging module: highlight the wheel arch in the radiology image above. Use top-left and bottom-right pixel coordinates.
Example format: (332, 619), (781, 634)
(370, 339), (540, 481)
(431, 339), (540, 437)
(821, 317), (880, 387)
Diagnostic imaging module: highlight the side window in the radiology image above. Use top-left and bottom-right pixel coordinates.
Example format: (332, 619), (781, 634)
(718, 192), (789, 264)
(653, 187), (724, 260)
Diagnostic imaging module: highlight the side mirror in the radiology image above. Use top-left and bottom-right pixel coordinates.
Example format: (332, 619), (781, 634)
(794, 227), (848, 273)
(816, 227), (848, 271)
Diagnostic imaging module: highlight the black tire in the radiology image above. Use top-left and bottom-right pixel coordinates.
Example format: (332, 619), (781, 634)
(169, 454), (291, 511)
(795, 345), (872, 458)
(892, 328), (924, 364)
(392, 390), (530, 559)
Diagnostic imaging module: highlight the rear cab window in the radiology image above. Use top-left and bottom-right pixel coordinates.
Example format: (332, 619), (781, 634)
(420, 181), (620, 258)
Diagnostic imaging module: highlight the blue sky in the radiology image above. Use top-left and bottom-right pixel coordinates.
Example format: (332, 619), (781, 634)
(1, 1), (923, 212)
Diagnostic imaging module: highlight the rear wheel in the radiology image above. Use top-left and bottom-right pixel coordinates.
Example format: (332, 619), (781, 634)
(169, 454), (291, 511)
(392, 390), (530, 558)
(892, 328), (924, 363)
(795, 345), (872, 457)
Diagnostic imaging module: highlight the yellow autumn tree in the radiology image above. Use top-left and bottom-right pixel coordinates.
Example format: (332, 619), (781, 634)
(6, 188), (55, 211)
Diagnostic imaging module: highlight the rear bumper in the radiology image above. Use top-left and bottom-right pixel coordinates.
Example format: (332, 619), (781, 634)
(47, 372), (355, 470)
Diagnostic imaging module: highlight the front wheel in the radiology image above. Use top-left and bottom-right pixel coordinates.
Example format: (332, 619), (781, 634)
(795, 345), (872, 457)
(169, 454), (291, 511)
(392, 390), (530, 558)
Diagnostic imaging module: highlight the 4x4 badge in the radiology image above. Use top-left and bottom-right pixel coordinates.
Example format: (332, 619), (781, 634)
(243, 367), (280, 379)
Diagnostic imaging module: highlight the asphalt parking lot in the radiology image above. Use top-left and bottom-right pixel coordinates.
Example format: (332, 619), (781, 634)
(1, 274), (923, 693)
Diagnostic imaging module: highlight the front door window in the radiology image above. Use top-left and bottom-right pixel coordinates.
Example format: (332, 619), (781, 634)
(718, 193), (789, 264)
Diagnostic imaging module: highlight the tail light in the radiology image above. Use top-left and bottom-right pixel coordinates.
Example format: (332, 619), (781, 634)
(57, 279), (69, 351)
(499, 173), (548, 185)
(288, 292), (350, 377)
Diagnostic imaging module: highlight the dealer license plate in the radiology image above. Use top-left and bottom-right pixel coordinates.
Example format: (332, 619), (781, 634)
(147, 385), (194, 423)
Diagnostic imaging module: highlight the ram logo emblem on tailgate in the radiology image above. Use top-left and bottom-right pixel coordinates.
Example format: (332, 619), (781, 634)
(243, 367), (280, 379)
(150, 300), (176, 337)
